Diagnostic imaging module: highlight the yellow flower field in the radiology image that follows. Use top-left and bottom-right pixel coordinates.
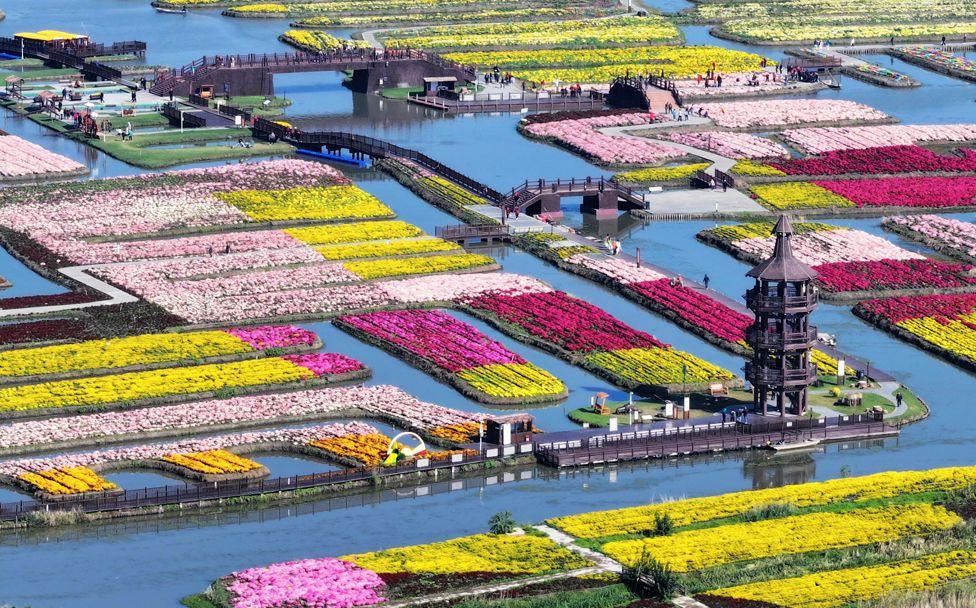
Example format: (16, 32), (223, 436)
(344, 533), (589, 574)
(429, 421), (482, 443)
(0, 357), (314, 414)
(603, 504), (960, 571)
(344, 253), (494, 280)
(456, 362), (566, 399)
(316, 237), (460, 261)
(280, 29), (370, 52)
(750, 182), (854, 210)
(896, 315), (976, 363)
(810, 348), (856, 376)
(18, 466), (118, 495)
(234, 0), (491, 15)
(218, 185), (393, 222)
(731, 160), (786, 176)
(285, 220), (423, 245)
(163, 450), (263, 475)
(309, 432), (391, 466)
(586, 347), (734, 386)
(704, 221), (841, 243)
(724, 18), (976, 43)
(549, 465), (976, 538)
(383, 16), (680, 50)
(421, 176), (487, 206)
(295, 7), (590, 26)
(710, 550), (976, 608)
(615, 163), (710, 183)
(0, 330), (253, 379)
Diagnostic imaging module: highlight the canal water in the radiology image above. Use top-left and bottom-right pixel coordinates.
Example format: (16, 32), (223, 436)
(1, 0), (976, 605)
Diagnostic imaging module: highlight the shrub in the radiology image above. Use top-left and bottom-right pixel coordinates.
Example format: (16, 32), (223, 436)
(489, 510), (517, 535)
(622, 550), (683, 600)
(741, 502), (799, 522)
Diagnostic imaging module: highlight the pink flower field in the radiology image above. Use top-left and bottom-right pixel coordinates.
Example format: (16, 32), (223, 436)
(660, 131), (788, 159)
(781, 124), (976, 154)
(523, 112), (686, 165)
(0, 135), (85, 179)
(226, 558), (386, 608)
(697, 99), (889, 129)
(884, 215), (976, 262)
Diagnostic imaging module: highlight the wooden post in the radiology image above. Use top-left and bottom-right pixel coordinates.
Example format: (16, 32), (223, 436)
(636, 247), (641, 267)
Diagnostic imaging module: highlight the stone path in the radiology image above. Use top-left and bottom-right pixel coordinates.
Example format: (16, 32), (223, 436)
(674, 596), (711, 608)
(597, 124), (769, 215)
(534, 524), (623, 573)
(0, 265), (138, 319)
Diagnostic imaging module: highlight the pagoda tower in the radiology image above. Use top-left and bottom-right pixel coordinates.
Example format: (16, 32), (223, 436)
(744, 215), (819, 416)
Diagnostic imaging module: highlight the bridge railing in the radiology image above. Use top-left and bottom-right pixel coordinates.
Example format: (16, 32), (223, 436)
(162, 103), (207, 128)
(252, 117), (504, 201)
(0, 449), (493, 521)
(435, 224), (512, 240)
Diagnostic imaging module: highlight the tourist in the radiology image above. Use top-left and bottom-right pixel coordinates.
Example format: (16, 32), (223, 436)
(268, 131), (277, 144)
(224, 243), (231, 254)
(942, 35), (947, 46)
(703, 274), (710, 289)
(131, 90), (137, 103)
(207, 246), (214, 257)
(896, 393), (903, 407)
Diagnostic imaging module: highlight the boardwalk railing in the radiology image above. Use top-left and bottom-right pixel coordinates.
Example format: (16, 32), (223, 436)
(502, 176), (646, 208)
(0, 450), (494, 521)
(250, 116), (505, 202)
(435, 224), (512, 240)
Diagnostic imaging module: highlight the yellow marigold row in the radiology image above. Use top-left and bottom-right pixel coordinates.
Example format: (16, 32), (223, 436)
(296, 7), (588, 26)
(217, 185), (393, 222)
(750, 182), (854, 210)
(604, 504), (961, 571)
(19, 466), (118, 495)
(384, 16), (680, 50)
(616, 163), (711, 183)
(344, 253), (494, 280)
(896, 316), (976, 363)
(285, 220), (423, 245)
(810, 348), (856, 377)
(0, 357), (313, 413)
(694, 0), (976, 22)
(310, 432), (391, 467)
(446, 45), (768, 76)
(730, 160), (786, 176)
(280, 30), (370, 52)
(586, 347), (735, 386)
(724, 18), (976, 43)
(710, 550), (976, 608)
(234, 0), (487, 15)
(704, 221), (841, 243)
(456, 362), (566, 398)
(421, 176), (488, 206)
(343, 533), (590, 574)
(429, 421), (482, 443)
(316, 237), (460, 261)
(553, 245), (599, 260)
(549, 465), (976, 538)
(163, 450), (263, 475)
(0, 330), (252, 379)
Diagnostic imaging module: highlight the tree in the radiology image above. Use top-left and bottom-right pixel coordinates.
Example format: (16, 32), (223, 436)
(488, 511), (516, 535)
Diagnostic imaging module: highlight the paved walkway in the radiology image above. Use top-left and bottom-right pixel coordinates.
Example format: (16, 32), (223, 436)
(597, 124), (769, 215)
(534, 524), (623, 573)
(0, 265), (138, 318)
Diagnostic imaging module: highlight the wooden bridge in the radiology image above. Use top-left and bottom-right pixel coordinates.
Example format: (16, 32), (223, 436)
(607, 75), (681, 110)
(435, 224), (513, 245)
(501, 177), (647, 218)
(150, 49), (472, 97)
(0, 36), (143, 90)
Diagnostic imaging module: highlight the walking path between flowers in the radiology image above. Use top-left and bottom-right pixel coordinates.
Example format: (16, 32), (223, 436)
(598, 124), (769, 215)
(534, 524), (623, 573)
(808, 380), (905, 419)
(0, 264), (138, 318)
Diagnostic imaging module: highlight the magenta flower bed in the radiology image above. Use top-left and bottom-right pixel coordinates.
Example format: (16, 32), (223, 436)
(815, 259), (976, 293)
(626, 279), (752, 343)
(858, 293), (976, 323)
(0, 319), (89, 345)
(816, 176), (976, 208)
(283, 353), (365, 376)
(337, 309), (524, 372)
(770, 145), (976, 176)
(226, 557), (386, 608)
(464, 290), (666, 352)
(226, 325), (318, 350)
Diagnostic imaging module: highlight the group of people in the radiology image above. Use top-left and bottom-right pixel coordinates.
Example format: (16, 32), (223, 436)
(602, 235), (621, 255)
(482, 66), (512, 85)
(557, 83), (587, 98)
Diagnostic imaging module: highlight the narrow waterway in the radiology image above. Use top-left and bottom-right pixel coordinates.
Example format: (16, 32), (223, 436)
(1, 1), (976, 605)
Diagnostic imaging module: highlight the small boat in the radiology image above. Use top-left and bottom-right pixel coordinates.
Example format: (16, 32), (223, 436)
(155, 6), (188, 14)
(821, 74), (842, 89)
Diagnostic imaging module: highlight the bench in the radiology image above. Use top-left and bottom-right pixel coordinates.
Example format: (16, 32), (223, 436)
(89, 92), (104, 102)
(709, 382), (728, 396)
(647, 186), (664, 193)
(68, 92), (82, 102)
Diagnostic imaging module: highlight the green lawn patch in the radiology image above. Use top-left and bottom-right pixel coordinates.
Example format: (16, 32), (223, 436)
(102, 112), (170, 129)
(380, 86), (424, 100)
(454, 583), (637, 608)
(8, 68), (79, 81)
(87, 127), (295, 168)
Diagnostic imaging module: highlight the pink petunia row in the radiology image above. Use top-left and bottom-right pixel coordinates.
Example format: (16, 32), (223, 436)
(661, 131), (789, 159)
(696, 99), (889, 129)
(227, 558), (386, 608)
(781, 124), (976, 154)
(0, 135), (85, 177)
(523, 112), (686, 164)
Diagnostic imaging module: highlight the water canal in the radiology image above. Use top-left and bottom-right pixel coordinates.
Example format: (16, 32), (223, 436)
(0, 0), (975, 605)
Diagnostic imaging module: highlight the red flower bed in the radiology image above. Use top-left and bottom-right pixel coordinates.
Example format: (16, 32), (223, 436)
(815, 176), (976, 208)
(770, 145), (976, 176)
(814, 259), (976, 293)
(0, 290), (100, 310)
(0, 319), (89, 345)
(626, 278), (752, 343)
(857, 293), (976, 323)
(464, 290), (665, 352)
